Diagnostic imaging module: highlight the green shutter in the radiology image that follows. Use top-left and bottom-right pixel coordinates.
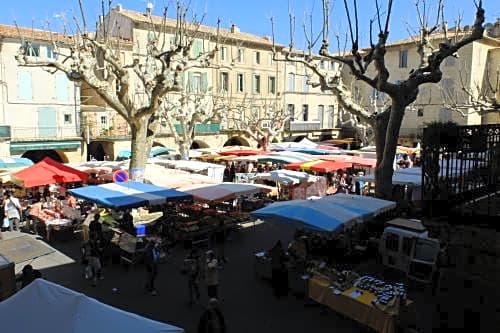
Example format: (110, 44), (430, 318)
(187, 72), (194, 92)
(192, 39), (203, 57)
(201, 73), (208, 93)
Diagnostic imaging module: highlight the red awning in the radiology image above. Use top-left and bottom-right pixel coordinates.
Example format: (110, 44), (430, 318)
(12, 157), (89, 187)
(309, 161), (353, 173)
(218, 150), (268, 156)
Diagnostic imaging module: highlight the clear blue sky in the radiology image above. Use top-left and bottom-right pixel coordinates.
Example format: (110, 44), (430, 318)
(1, 0), (498, 50)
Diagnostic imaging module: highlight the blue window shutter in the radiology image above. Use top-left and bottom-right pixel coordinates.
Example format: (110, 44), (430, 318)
(56, 74), (69, 101)
(18, 72), (32, 100)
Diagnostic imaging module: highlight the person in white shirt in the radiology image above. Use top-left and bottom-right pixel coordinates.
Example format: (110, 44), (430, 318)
(4, 191), (21, 232)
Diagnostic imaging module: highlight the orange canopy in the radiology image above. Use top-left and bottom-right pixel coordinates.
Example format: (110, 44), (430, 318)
(12, 157), (88, 187)
(309, 161), (353, 173)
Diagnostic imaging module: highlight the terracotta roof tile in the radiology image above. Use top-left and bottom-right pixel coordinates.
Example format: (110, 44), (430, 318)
(116, 9), (282, 48)
(0, 24), (74, 44)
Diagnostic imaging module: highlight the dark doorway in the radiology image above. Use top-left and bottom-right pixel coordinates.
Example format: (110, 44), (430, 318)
(88, 142), (106, 161)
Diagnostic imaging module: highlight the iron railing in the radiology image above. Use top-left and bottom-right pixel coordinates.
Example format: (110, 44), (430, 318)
(422, 124), (500, 217)
(10, 126), (80, 140)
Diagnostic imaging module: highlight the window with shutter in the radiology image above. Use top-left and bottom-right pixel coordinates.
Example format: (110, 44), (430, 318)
(18, 71), (33, 100)
(56, 74), (69, 101)
(201, 73), (208, 92)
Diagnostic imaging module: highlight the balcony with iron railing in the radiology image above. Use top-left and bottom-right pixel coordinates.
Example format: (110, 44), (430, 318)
(84, 122), (221, 140)
(286, 120), (322, 132)
(8, 126), (81, 141)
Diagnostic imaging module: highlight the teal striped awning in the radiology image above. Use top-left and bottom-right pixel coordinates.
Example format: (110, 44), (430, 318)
(10, 140), (81, 153)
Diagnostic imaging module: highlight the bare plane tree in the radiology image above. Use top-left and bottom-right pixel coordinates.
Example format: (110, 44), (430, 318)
(274, 0), (486, 198)
(442, 65), (499, 117)
(161, 89), (226, 159)
(15, 0), (218, 178)
(229, 98), (289, 151)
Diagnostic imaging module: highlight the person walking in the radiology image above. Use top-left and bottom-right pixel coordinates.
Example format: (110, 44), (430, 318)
(197, 298), (226, 333)
(4, 191), (21, 232)
(183, 248), (201, 305)
(87, 238), (104, 287)
(205, 250), (219, 299)
(214, 220), (227, 265)
(144, 239), (160, 296)
(89, 213), (103, 242)
(269, 240), (288, 298)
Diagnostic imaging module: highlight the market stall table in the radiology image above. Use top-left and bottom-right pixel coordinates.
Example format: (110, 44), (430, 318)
(308, 275), (413, 333)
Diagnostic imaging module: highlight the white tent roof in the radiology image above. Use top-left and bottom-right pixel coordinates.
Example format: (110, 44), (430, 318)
(0, 279), (183, 333)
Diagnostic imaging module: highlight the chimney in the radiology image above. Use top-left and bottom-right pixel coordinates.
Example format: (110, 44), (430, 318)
(146, 2), (153, 16)
(230, 24), (240, 33)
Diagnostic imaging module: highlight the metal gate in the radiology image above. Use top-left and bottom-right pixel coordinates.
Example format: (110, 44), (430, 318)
(422, 124), (500, 217)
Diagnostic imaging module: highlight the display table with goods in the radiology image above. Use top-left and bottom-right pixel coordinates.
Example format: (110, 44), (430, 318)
(307, 268), (414, 333)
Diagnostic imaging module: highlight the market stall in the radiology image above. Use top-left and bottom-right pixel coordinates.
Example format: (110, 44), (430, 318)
(307, 272), (414, 333)
(69, 181), (192, 209)
(12, 157), (88, 187)
(70, 182), (192, 261)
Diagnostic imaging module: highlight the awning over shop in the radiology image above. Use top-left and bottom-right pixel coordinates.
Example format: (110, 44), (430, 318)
(12, 157), (88, 187)
(10, 141), (81, 153)
(69, 181), (192, 208)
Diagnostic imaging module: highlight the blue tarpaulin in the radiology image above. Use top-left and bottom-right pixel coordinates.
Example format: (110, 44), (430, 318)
(251, 194), (396, 232)
(251, 199), (363, 233)
(69, 181), (192, 208)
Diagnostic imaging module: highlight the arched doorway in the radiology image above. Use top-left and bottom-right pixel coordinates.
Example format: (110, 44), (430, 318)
(21, 150), (66, 163)
(152, 142), (165, 148)
(190, 140), (209, 149)
(223, 136), (250, 147)
(87, 141), (108, 161)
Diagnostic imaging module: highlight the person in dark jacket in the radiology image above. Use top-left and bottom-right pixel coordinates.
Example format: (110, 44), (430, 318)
(89, 213), (103, 241)
(20, 264), (42, 288)
(198, 298), (226, 333)
(144, 239), (160, 295)
(183, 248), (201, 305)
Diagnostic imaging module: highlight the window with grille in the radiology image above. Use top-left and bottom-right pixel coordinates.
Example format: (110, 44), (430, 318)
(268, 76), (276, 94)
(237, 74), (244, 93)
(288, 73), (295, 92)
(399, 50), (408, 68)
(385, 233), (399, 252)
(253, 75), (261, 94)
(220, 72), (229, 92)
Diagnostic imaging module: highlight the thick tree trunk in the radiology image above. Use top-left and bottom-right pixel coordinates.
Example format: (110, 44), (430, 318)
(374, 101), (406, 199)
(129, 115), (153, 181)
(178, 141), (191, 160)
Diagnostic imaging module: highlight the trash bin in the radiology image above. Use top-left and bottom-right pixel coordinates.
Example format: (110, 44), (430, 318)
(0, 255), (15, 300)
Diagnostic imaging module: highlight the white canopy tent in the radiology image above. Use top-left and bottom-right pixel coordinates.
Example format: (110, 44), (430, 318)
(0, 279), (184, 333)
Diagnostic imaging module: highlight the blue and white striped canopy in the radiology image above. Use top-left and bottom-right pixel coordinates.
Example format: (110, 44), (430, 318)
(69, 181), (192, 208)
(0, 157), (33, 169)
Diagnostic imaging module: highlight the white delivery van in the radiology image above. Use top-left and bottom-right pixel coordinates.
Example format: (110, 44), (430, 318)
(379, 218), (440, 283)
